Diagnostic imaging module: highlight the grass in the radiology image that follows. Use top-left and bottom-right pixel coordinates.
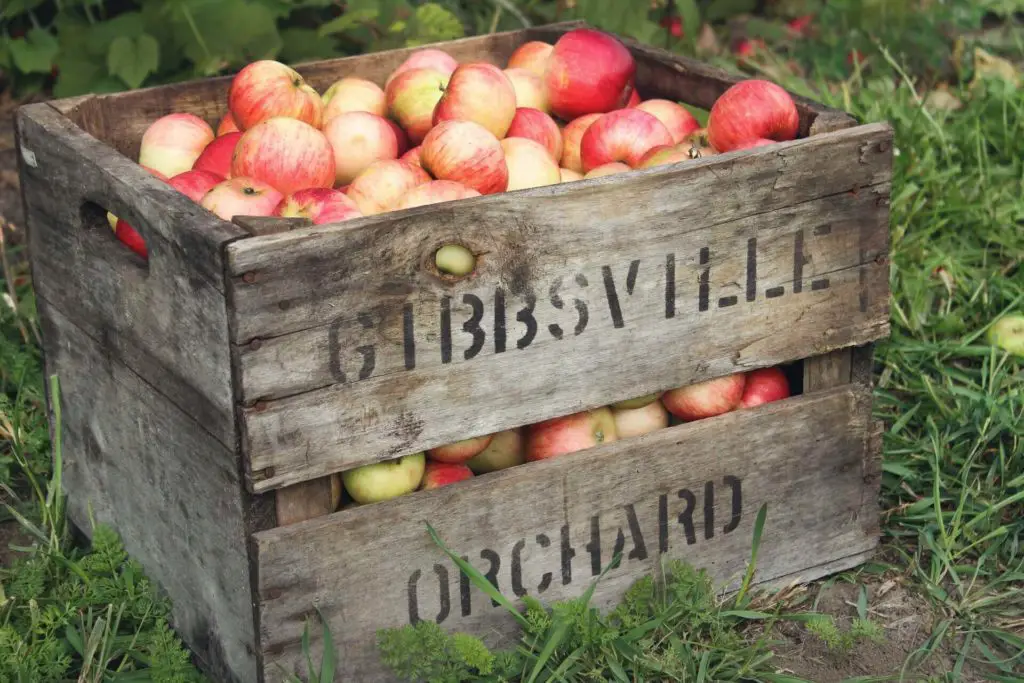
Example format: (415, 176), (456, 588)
(2, 1), (1023, 680)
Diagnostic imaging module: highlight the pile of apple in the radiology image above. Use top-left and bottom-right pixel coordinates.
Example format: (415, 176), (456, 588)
(113, 27), (800, 260)
(342, 366), (791, 505)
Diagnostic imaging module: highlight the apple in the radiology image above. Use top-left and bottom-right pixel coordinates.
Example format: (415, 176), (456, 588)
(341, 453), (426, 504)
(168, 169), (222, 203)
(706, 79), (799, 153)
(504, 67), (549, 113)
(584, 162), (631, 179)
(138, 113), (215, 178)
(466, 429), (524, 474)
(421, 461), (474, 490)
(428, 434), (493, 464)
(435, 244), (476, 276)
(734, 138), (776, 150)
(192, 132), (241, 179)
(347, 159), (431, 215)
(275, 187), (362, 225)
(580, 109), (674, 172)
(393, 180), (481, 210)
(525, 407), (618, 461)
(662, 373), (747, 421)
(386, 48), (459, 89)
(739, 367), (791, 408)
(626, 88), (642, 107)
(612, 400), (669, 439)
(217, 112), (240, 136)
(560, 167), (584, 183)
(231, 117), (335, 196)
(322, 76), (387, 121)
(635, 99), (700, 144)
(323, 111), (400, 186)
(612, 392), (663, 410)
(400, 145), (423, 167)
(507, 40), (554, 77)
(114, 219), (148, 260)
(421, 120), (509, 195)
(228, 59), (324, 130)
(506, 108), (562, 161)
(501, 137), (561, 191)
(987, 313), (1024, 356)
(385, 67), (450, 144)
(638, 144), (692, 169)
(386, 118), (410, 156)
(544, 28), (636, 120)
(199, 176), (284, 221)
(433, 63), (517, 139)
(559, 113), (602, 173)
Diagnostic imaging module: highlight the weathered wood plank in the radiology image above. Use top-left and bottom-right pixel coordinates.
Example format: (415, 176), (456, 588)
(275, 475), (342, 527)
(528, 24), (858, 136)
(236, 178), (891, 490)
(255, 385), (877, 681)
(37, 302), (257, 683)
(16, 103), (244, 446)
(804, 349), (855, 392)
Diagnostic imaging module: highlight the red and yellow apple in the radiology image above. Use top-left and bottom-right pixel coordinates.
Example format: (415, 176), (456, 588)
(322, 77), (387, 120)
(428, 434), (493, 464)
(138, 113), (215, 178)
(466, 429), (524, 474)
(400, 145), (423, 167)
(386, 48), (459, 89)
(525, 407), (618, 461)
(114, 219), (148, 260)
(580, 109), (674, 172)
(662, 373), (747, 421)
(506, 107), (563, 161)
(421, 461), (474, 490)
(507, 40), (554, 77)
(227, 59), (324, 130)
(544, 28), (636, 120)
(341, 453), (426, 504)
(626, 88), (642, 107)
(347, 159), (431, 215)
(433, 63), (517, 139)
(635, 99), (701, 144)
(323, 111), (400, 186)
(199, 176), (284, 221)
(168, 169), (223, 203)
(191, 131), (241, 179)
(560, 167), (584, 183)
(231, 117), (335, 195)
(612, 392), (664, 410)
(421, 120), (509, 195)
(275, 188), (363, 225)
(385, 67), (450, 144)
(706, 79), (799, 153)
(559, 112), (601, 173)
(501, 137), (561, 191)
(612, 399), (669, 439)
(740, 367), (791, 408)
(504, 67), (549, 113)
(393, 180), (480, 210)
(638, 144), (692, 169)
(217, 112), (240, 136)
(584, 162), (630, 179)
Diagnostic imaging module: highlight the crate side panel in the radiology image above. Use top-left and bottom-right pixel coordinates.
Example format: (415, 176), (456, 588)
(255, 386), (878, 681)
(17, 103), (238, 445)
(38, 303), (257, 683)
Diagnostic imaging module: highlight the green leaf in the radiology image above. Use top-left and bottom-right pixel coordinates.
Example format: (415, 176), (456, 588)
(677, 0), (701, 41)
(87, 12), (145, 58)
(317, 8), (379, 37)
(107, 34), (160, 89)
(1, 0), (45, 21)
(8, 28), (59, 75)
(279, 28), (339, 64)
(406, 3), (465, 47)
(170, 0), (283, 74)
(704, 0), (758, 22)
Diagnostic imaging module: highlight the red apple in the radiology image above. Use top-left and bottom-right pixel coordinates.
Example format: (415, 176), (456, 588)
(734, 138), (776, 150)
(217, 112), (240, 136)
(400, 145), (423, 168)
(322, 77), (387, 121)
(612, 393), (663, 410)
(227, 60), (324, 130)
(275, 187), (362, 225)
(501, 137), (560, 191)
(231, 117), (335, 196)
(386, 48), (459, 89)
(466, 429), (524, 474)
(580, 109), (674, 172)
(191, 132), (241, 179)
(507, 41), (554, 78)
(626, 88), (642, 107)
(544, 28), (636, 120)
(559, 113), (602, 173)
(433, 63), (517, 139)
(506, 107), (562, 161)
(504, 67), (549, 113)
(706, 80), (799, 153)
(612, 400), (669, 439)
(584, 162), (631, 179)
(428, 434), (493, 464)
(386, 118), (410, 156)
(635, 99), (700, 144)
(740, 367), (791, 408)
(114, 219), (148, 260)
(421, 120), (509, 195)
(392, 180), (480, 210)
(662, 373), (747, 421)
(525, 407), (618, 461)
(560, 167), (583, 183)
(421, 461), (474, 490)
(385, 67), (450, 144)
(347, 159), (432, 215)
(323, 112), (400, 186)
(138, 113), (215, 178)
(200, 176), (284, 221)
(168, 169), (222, 203)
(638, 144), (692, 169)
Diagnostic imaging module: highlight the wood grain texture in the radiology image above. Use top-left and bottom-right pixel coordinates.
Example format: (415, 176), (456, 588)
(255, 386), (877, 681)
(37, 303), (257, 683)
(16, 103), (244, 446)
(275, 475), (342, 527)
(231, 124), (892, 492)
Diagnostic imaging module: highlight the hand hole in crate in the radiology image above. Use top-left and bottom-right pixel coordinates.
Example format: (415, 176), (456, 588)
(80, 201), (150, 271)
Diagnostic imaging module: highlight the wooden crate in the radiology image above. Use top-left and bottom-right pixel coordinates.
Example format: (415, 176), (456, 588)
(16, 20), (892, 683)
